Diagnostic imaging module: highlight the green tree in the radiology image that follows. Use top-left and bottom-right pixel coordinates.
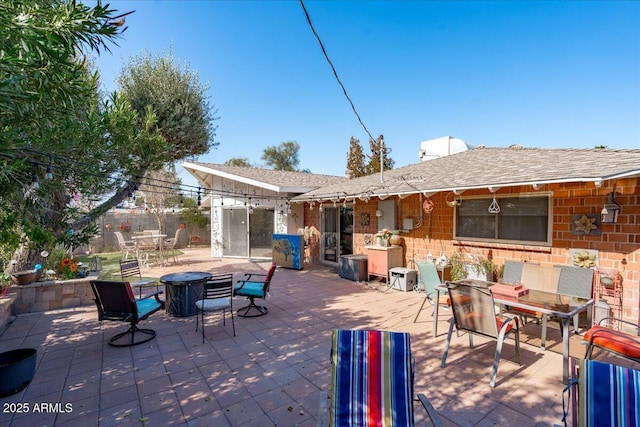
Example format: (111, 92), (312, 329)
(225, 157), (252, 167)
(366, 134), (394, 174)
(0, 1), (217, 270)
(0, 0), (145, 268)
(118, 48), (218, 161)
(261, 141), (300, 171)
(346, 136), (367, 177)
(137, 166), (182, 231)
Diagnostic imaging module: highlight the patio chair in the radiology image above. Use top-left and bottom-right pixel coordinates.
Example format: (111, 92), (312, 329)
(114, 231), (136, 260)
(134, 233), (158, 267)
(120, 259), (159, 299)
(562, 358), (640, 427)
(90, 280), (164, 347)
(413, 260), (449, 327)
(195, 273), (235, 343)
(441, 280), (521, 387)
(162, 228), (182, 264)
(233, 262), (276, 317)
(317, 329), (443, 427)
(583, 317), (640, 363)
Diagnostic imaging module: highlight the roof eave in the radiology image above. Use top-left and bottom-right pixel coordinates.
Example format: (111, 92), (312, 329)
(291, 172), (640, 202)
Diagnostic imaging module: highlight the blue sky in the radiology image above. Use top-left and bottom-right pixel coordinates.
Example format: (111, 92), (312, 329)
(93, 1), (640, 186)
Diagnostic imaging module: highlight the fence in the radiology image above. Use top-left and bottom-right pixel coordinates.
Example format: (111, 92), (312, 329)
(88, 210), (210, 254)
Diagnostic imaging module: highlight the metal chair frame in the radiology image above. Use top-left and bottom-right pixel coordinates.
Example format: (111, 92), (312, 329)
(195, 273), (235, 343)
(119, 259), (159, 299)
(441, 281), (521, 387)
(233, 262), (276, 317)
(90, 280), (164, 347)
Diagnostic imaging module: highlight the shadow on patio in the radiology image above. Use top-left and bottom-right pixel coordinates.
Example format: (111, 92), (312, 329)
(0, 248), (580, 426)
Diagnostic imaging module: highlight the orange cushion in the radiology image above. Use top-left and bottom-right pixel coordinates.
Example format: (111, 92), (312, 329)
(584, 326), (640, 359)
(496, 317), (514, 334)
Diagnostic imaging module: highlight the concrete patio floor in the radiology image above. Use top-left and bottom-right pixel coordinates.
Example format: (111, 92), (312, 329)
(0, 248), (615, 426)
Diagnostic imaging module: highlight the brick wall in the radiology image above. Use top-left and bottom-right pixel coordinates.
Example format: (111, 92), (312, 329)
(302, 177), (640, 324)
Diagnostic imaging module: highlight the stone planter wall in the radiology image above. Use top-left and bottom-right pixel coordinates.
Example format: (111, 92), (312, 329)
(0, 293), (17, 331)
(9, 276), (96, 315)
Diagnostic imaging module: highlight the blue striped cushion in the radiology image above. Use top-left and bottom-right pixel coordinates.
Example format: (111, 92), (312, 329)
(331, 329), (414, 426)
(579, 359), (640, 427)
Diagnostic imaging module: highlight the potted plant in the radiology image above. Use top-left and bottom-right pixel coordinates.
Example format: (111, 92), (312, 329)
(449, 252), (496, 282)
(0, 273), (11, 297)
(178, 202), (209, 247)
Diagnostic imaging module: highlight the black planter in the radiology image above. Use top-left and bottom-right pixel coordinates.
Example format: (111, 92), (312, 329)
(0, 348), (37, 397)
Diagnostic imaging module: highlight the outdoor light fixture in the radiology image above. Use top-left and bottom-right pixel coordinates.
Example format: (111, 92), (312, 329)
(601, 191), (620, 224)
(46, 155), (54, 180)
(32, 173), (40, 189)
(375, 210), (383, 218)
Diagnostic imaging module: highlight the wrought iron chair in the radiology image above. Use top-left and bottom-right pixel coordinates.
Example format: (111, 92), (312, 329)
(195, 273), (235, 343)
(233, 262), (276, 317)
(90, 280), (164, 347)
(120, 259), (159, 299)
(441, 280), (521, 387)
(413, 260), (449, 327)
(317, 329), (443, 427)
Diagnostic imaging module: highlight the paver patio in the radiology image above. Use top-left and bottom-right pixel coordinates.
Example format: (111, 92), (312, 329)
(0, 248), (622, 426)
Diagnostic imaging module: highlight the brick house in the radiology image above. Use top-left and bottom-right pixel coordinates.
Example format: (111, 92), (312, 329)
(184, 147), (640, 326)
(290, 147), (640, 325)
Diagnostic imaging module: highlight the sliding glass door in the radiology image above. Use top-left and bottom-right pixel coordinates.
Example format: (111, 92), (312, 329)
(321, 206), (353, 264)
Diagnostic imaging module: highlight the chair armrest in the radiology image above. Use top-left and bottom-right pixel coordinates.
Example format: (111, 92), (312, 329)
(140, 292), (166, 310)
(417, 394), (443, 427)
(238, 273), (268, 284)
(599, 317), (640, 332)
(242, 272), (267, 281)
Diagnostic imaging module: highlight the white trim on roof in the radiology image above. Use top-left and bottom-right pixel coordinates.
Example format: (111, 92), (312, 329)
(182, 161), (318, 193)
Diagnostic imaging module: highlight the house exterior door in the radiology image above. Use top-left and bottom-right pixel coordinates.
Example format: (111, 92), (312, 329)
(321, 206), (353, 264)
(222, 207), (274, 258)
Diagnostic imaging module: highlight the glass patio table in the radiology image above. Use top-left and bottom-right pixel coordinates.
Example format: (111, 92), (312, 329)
(434, 279), (593, 384)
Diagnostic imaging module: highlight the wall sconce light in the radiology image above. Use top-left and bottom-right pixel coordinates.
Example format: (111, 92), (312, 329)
(600, 192), (620, 224)
(375, 210), (383, 218)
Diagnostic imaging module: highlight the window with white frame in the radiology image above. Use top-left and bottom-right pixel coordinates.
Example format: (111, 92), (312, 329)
(454, 193), (552, 245)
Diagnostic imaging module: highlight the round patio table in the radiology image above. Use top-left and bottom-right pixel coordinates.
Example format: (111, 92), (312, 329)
(160, 271), (211, 317)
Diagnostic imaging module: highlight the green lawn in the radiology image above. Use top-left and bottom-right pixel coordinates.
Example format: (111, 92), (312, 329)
(76, 252), (153, 282)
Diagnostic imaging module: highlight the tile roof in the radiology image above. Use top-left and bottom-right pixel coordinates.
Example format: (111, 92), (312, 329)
(291, 147), (640, 201)
(183, 162), (345, 193)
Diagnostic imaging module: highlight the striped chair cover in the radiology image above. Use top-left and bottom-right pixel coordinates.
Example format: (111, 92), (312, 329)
(330, 329), (414, 427)
(578, 359), (640, 427)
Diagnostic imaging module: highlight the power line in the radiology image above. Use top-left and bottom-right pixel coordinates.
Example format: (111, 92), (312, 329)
(299, 0), (376, 143)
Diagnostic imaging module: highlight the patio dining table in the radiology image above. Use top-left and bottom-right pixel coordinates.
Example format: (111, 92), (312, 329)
(434, 280), (593, 384)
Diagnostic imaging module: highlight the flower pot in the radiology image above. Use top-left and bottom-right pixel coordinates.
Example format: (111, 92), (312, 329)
(389, 234), (403, 246)
(0, 348), (37, 397)
(10, 271), (37, 286)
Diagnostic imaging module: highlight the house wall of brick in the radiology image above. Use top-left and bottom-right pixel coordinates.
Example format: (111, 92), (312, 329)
(303, 177), (640, 325)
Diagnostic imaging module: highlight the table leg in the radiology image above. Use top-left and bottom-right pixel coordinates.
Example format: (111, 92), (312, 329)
(562, 317), (571, 384)
(540, 314), (548, 350)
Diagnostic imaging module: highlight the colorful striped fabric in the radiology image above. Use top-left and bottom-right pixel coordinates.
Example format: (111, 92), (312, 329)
(579, 359), (640, 427)
(330, 329), (414, 427)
